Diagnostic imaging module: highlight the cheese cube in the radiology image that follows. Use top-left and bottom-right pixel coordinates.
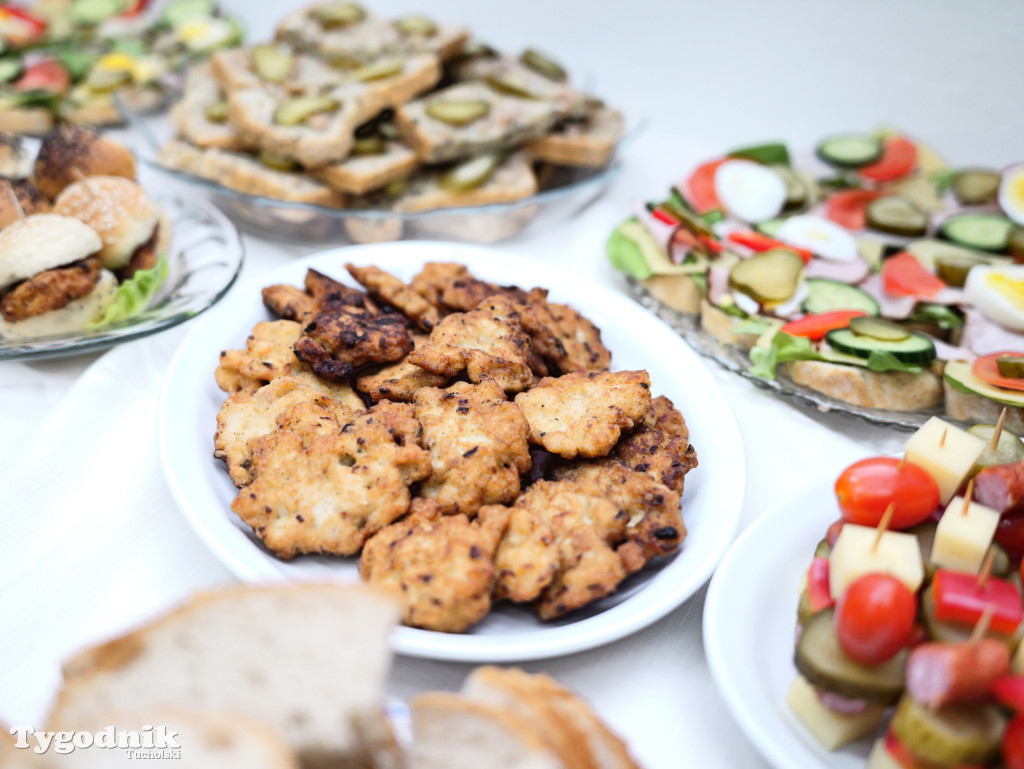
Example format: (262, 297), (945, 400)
(785, 675), (887, 751)
(930, 495), (1000, 573)
(904, 417), (985, 504)
(829, 524), (924, 597)
(866, 739), (903, 769)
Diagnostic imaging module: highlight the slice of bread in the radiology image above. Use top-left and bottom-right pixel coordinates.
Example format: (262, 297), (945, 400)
(158, 140), (346, 207)
(452, 57), (588, 120)
(0, 107), (54, 136)
(409, 692), (564, 769)
(393, 151), (536, 213)
(396, 82), (560, 164)
(526, 108), (624, 168)
(786, 359), (943, 412)
(210, 46), (340, 96)
(48, 584), (400, 769)
(58, 708), (299, 768)
(944, 382), (1024, 433)
(171, 63), (248, 151)
(310, 141), (418, 195)
(699, 300), (761, 351)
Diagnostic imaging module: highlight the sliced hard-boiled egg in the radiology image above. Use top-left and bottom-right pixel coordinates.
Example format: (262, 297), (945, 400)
(776, 214), (859, 262)
(175, 16), (238, 52)
(999, 163), (1024, 227)
(964, 264), (1024, 332)
(713, 159), (787, 223)
(732, 290), (761, 316)
(770, 280), (809, 316)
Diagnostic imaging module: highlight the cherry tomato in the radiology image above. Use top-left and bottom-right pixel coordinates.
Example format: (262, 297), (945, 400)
(835, 574), (917, 665)
(881, 252), (946, 299)
(1004, 714), (1024, 769)
(994, 676), (1024, 713)
(825, 189), (887, 230)
(860, 136), (917, 183)
(835, 457), (940, 529)
(781, 310), (867, 341)
(973, 352), (1024, 393)
(684, 159), (726, 214)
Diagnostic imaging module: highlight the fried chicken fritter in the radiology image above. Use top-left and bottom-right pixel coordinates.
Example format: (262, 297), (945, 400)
(214, 320), (304, 392)
(359, 501), (510, 633)
(519, 292), (611, 373)
(440, 278), (531, 313)
(513, 370), (652, 459)
(613, 395), (697, 493)
(413, 380), (532, 515)
(346, 263), (441, 331)
(262, 283), (320, 324)
(0, 257), (101, 322)
(262, 268), (379, 325)
(214, 376), (362, 486)
(231, 401), (431, 559)
(409, 294), (535, 392)
(294, 304), (412, 382)
(409, 262), (468, 307)
(354, 335), (450, 402)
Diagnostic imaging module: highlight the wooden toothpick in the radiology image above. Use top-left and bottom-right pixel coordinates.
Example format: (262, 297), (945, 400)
(940, 427), (949, 448)
(962, 477), (975, 515)
(991, 408), (1008, 452)
(969, 603), (996, 646)
(977, 547), (996, 589)
(872, 503), (896, 553)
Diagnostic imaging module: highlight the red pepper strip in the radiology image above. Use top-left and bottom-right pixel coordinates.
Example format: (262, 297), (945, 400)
(881, 252), (946, 299)
(650, 207), (678, 227)
(727, 230), (813, 264)
(860, 136), (917, 183)
(994, 676), (1024, 713)
(932, 568), (1023, 636)
(781, 310), (867, 341)
(0, 5), (48, 32)
(806, 557), (834, 613)
(685, 159), (727, 214)
(121, 0), (151, 16)
(699, 235), (723, 255)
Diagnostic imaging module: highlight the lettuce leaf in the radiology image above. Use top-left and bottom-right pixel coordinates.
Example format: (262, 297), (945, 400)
(92, 253), (169, 327)
(731, 318), (772, 336)
(908, 302), (964, 330)
(748, 333), (826, 380)
(864, 350), (923, 375)
(606, 218), (653, 280)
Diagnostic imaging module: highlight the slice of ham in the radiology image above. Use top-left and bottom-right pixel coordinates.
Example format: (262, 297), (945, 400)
(815, 689), (871, 716)
(962, 306), (1024, 356)
(707, 264), (731, 307)
(632, 200), (678, 257)
(859, 273), (916, 319)
(926, 335), (976, 362)
(804, 256), (871, 284)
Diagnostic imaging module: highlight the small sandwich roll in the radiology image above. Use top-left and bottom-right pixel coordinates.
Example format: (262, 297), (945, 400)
(0, 178), (50, 229)
(33, 125), (137, 199)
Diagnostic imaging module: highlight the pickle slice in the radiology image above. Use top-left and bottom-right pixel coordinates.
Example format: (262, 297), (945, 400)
(772, 164), (807, 210)
(953, 169), (1001, 206)
(352, 59), (403, 82)
(351, 135), (385, 156)
(849, 316), (911, 342)
(728, 248), (803, 303)
(438, 153), (501, 193)
(485, 73), (538, 100)
(794, 609), (906, 704)
(273, 96), (340, 126)
(86, 67), (131, 93)
(327, 54), (360, 70)
(204, 100), (229, 123)
(865, 195), (928, 237)
(814, 538), (831, 559)
(891, 695), (1005, 766)
(1010, 227), (1024, 260)
(259, 151), (298, 172)
(968, 422), (1024, 468)
(251, 45), (293, 83)
(520, 48), (567, 82)
(934, 253), (986, 287)
(394, 15), (436, 36)
(425, 99), (490, 126)
(311, 1), (365, 28)
(997, 354), (1024, 379)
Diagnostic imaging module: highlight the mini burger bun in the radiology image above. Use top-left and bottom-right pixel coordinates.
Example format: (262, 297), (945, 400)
(0, 269), (117, 341)
(0, 178), (50, 229)
(0, 214), (103, 291)
(34, 125), (136, 200)
(54, 176), (159, 271)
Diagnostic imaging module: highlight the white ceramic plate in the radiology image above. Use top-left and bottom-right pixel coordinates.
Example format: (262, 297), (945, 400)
(159, 241), (745, 662)
(704, 467), (870, 769)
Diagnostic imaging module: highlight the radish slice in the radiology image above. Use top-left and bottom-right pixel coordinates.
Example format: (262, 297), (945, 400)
(999, 162), (1024, 226)
(713, 159), (787, 223)
(776, 215), (859, 262)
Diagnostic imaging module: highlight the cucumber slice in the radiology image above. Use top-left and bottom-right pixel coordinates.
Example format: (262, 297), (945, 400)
(727, 142), (790, 166)
(945, 360), (1024, 409)
(71, 0), (125, 26)
(941, 212), (1014, 253)
(756, 218), (786, 238)
(968, 423), (1024, 468)
(0, 59), (23, 84)
(816, 134), (884, 169)
(825, 328), (936, 364)
(438, 153), (501, 193)
(865, 196), (928, 237)
(891, 695), (1005, 766)
(849, 316), (910, 342)
(161, 0), (214, 27)
(953, 169), (1001, 206)
(728, 248), (803, 303)
(802, 278), (880, 316)
(794, 609), (906, 704)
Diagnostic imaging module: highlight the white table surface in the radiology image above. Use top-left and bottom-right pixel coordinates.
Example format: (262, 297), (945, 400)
(0, 125), (911, 768)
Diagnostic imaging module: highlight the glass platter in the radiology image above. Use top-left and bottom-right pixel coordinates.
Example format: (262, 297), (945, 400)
(0, 193), (244, 361)
(122, 106), (631, 245)
(625, 277), (946, 431)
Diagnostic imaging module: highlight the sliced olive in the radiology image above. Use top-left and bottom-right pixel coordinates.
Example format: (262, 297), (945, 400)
(997, 354), (1024, 379)
(251, 45), (293, 83)
(311, 1), (365, 28)
(259, 151), (298, 172)
(438, 153), (501, 193)
(485, 73), (538, 100)
(728, 248), (803, 304)
(953, 169), (1001, 206)
(86, 67), (132, 93)
(849, 316), (911, 342)
(273, 95), (340, 126)
(891, 695), (1005, 766)
(352, 59), (403, 82)
(204, 100), (229, 122)
(425, 99), (490, 126)
(520, 48), (567, 82)
(934, 253), (986, 287)
(865, 195), (928, 237)
(351, 135), (385, 156)
(968, 422), (1024, 468)
(394, 15), (436, 36)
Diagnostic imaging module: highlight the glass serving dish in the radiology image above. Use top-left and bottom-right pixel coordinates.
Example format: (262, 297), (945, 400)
(123, 108), (630, 245)
(0, 193), (244, 360)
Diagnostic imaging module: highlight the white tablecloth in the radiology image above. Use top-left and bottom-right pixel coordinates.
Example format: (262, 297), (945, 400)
(0, 128), (908, 768)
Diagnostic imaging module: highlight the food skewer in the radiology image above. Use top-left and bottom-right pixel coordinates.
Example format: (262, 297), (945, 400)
(976, 547), (996, 589)
(962, 477), (975, 515)
(968, 603), (996, 645)
(871, 502), (896, 553)
(990, 408), (1008, 452)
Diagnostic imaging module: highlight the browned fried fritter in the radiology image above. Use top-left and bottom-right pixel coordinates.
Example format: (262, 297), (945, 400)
(409, 294), (535, 392)
(354, 335), (449, 402)
(409, 262), (468, 306)
(215, 320), (304, 392)
(0, 257), (100, 322)
(262, 268), (379, 325)
(440, 277), (530, 312)
(346, 263), (441, 331)
(359, 501), (510, 633)
(214, 376), (362, 486)
(613, 395), (697, 493)
(118, 227), (159, 280)
(513, 370), (652, 459)
(262, 283), (320, 324)
(413, 380), (532, 515)
(519, 292), (611, 373)
(294, 304), (412, 382)
(231, 401), (431, 559)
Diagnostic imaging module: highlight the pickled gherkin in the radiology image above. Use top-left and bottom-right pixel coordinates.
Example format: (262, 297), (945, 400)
(891, 695), (1005, 766)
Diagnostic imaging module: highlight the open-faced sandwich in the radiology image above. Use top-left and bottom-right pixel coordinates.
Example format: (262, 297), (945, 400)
(608, 131), (1024, 428)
